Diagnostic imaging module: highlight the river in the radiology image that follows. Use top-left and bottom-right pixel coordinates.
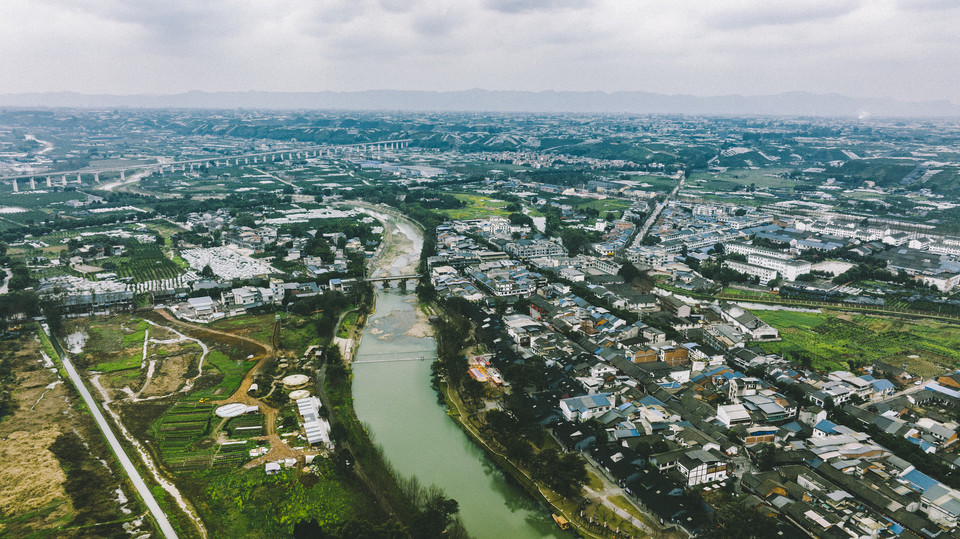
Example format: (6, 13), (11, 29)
(352, 291), (569, 538)
(351, 209), (568, 538)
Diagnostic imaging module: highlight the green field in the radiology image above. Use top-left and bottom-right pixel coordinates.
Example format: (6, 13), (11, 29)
(149, 401), (245, 472)
(756, 310), (960, 374)
(181, 462), (369, 538)
(439, 193), (512, 219)
(111, 242), (184, 283)
(337, 311), (359, 339)
(572, 197), (633, 216)
(688, 168), (795, 192)
(94, 354), (143, 373)
(188, 350), (254, 400)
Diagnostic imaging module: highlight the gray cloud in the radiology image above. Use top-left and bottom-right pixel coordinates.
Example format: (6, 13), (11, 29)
(699, 0), (864, 31)
(482, 0), (594, 14)
(0, 0), (957, 104)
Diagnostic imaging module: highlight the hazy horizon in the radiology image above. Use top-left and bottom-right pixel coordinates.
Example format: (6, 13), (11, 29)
(3, 1), (960, 105)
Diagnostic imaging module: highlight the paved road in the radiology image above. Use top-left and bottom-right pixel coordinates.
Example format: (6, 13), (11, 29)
(56, 337), (179, 538)
(633, 174), (685, 246)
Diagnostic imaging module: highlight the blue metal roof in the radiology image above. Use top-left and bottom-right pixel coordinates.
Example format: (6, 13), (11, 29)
(814, 420), (838, 434)
(639, 395), (665, 407)
(870, 378), (895, 392)
(902, 469), (938, 492)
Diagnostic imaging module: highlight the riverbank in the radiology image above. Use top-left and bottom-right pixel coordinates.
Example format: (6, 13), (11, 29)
(432, 312), (658, 539)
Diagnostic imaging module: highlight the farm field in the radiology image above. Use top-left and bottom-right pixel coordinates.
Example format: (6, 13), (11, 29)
(149, 401), (255, 473)
(755, 310), (960, 375)
(111, 242), (184, 283)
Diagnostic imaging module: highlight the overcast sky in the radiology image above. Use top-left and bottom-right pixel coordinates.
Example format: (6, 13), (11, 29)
(2, 0), (958, 103)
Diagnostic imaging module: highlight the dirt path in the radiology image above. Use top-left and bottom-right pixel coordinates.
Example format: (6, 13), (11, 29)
(150, 309), (313, 468)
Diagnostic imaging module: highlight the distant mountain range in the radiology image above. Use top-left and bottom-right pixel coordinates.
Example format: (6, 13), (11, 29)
(1, 89), (958, 117)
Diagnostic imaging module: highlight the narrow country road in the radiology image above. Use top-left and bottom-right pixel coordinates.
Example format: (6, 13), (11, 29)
(57, 337), (179, 538)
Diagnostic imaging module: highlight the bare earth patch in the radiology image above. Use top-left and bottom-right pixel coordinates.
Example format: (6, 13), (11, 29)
(0, 429), (69, 519)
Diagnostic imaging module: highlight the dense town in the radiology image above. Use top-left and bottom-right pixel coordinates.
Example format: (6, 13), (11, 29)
(4, 109), (960, 538)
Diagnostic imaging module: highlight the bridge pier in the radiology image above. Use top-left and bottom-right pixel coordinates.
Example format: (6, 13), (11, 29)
(61, 175), (67, 187)
(77, 173), (81, 183)
(120, 170), (125, 181)
(12, 179), (17, 192)
(94, 173), (99, 183)
(46, 176), (52, 187)
(30, 177), (36, 190)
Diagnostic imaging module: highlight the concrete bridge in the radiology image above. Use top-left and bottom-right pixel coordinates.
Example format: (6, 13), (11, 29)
(1, 139), (413, 191)
(363, 274), (421, 284)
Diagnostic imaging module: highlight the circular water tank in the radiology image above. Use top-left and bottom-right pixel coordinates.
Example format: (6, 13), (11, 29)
(282, 374), (310, 388)
(289, 389), (311, 400)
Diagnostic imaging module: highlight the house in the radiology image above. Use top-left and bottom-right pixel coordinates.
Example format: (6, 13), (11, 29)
(661, 295), (692, 318)
(938, 373), (960, 391)
(717, 404), (751, 428)
(559, 393), (616, 422)
(652, 448), (731, 487)
(920, 483), (960, 528)
(676, 449), (731, 487)
(187, 296), (218, 317)
(715, 303), (780, 341)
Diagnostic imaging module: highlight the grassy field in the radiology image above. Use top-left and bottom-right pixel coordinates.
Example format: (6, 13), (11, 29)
(572, 197), (633, 216)
(337, 311), (359, 339)
(756, 310), (960, 374)
(77, 318), (149, 372)
(720, 287), (777, 299)
(688, 168), (795, 192)
(210, 313), (277, 344)
(440, 193), (513, 219)
(188, 350), (252, 400)
(181, 462), (370, 538)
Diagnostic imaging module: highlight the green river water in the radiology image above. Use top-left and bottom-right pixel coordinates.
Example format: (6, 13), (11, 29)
(352, 290), (571, 538)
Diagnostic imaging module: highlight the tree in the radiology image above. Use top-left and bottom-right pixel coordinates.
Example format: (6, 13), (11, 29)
(409, 489), (460, 538)
(559, 228), (594, 256)
(618, 262), (642, 284)
(508, 212), (533, 227)
(756, 444), (778, 471)
(200, 264), (215, 278)
(701, 497), (778, 539)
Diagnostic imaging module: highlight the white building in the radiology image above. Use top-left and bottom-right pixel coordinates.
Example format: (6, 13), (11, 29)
(724, 260), (778, 284)
(559, 393), (616, 422)
(717, 403), (751, 428)
(677, 449), (731, 487)
(747, 253), (811, 281)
